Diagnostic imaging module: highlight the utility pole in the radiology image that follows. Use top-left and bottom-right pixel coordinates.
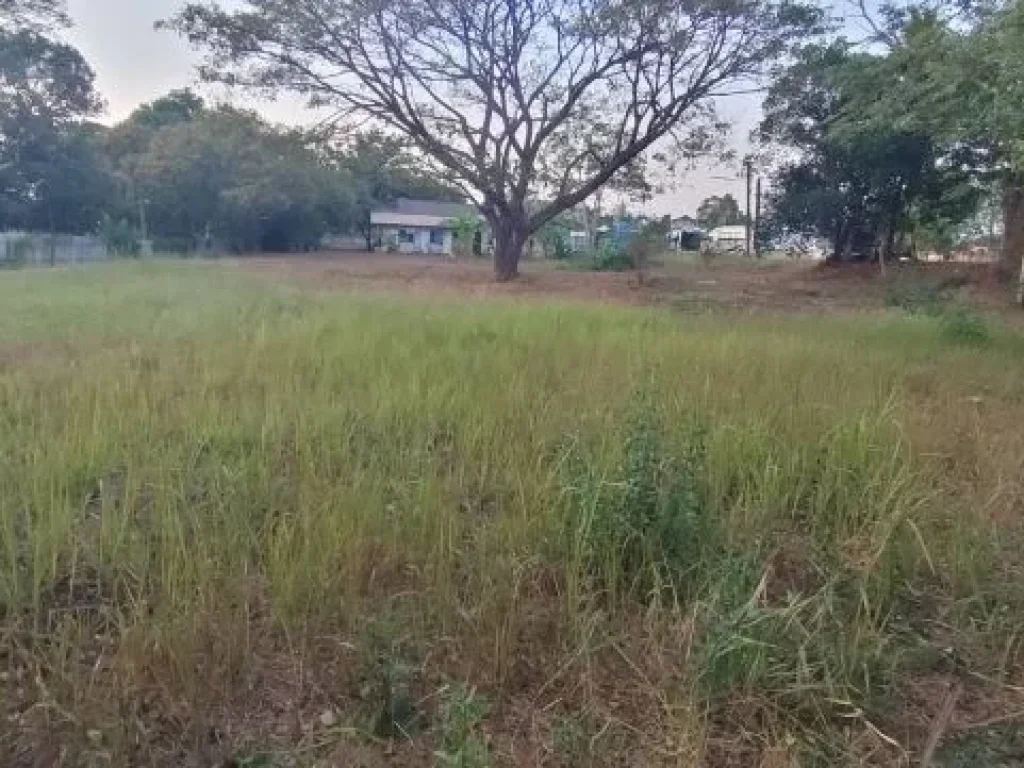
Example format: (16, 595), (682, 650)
(744, 158), (753, 257)
(755, 177), (763, 257)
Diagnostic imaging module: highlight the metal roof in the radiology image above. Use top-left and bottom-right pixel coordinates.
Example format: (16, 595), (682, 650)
(371, 212), (464, 228)
(372, 198), (476, 219)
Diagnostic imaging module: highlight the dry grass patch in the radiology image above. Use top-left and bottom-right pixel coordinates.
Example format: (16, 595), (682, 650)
(1, 263), (1023, 766)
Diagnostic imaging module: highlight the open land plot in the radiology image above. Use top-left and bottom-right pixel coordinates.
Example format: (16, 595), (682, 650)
(2, 261), (1024, 766)
(236, 251), (1018, 318)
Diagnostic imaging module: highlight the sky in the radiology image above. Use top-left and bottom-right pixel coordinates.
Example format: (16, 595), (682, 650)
(64, 0), (760, 217)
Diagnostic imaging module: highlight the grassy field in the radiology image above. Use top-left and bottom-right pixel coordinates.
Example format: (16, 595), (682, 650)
(2, 262), (1024, 766)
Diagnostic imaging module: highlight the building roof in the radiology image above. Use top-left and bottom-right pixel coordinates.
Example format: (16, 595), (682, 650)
(371, 198), (477, 229)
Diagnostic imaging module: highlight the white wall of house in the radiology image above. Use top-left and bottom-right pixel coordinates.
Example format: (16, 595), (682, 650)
(377, 226), (454, 255)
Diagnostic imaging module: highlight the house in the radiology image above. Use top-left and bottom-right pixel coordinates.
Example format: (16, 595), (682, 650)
(370, 199), (480, 256)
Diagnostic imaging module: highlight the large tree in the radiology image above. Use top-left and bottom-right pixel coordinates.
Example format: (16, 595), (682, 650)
(0, 15), (107, 232)
(166, 0), (819, 279)
(833, 1), (1024, 294)
(759, 42), (980, 261)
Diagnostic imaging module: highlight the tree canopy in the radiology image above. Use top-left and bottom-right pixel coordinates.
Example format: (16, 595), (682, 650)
(96, 92), (464, 253)
(118, 104), (344, 252)
(760, 37), (983, 262)
(839, 2), (1024, 274)
(0, 0), (68, 31)
(0, 6), (106, 232)
(760, 0), (1024, 287)
(697, 194), (743, 230)
(167, 0), (820, 279)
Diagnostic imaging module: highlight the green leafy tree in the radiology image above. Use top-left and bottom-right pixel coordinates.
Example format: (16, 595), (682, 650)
(107, 89), (205, 166)
(0, 0), (68, 31)
(449, 215), (483, 259)
(0, 14), (108, 233)
(760, 42), (980, 261)
(166, 0), (820, 280)
(129, 106), (352, 252)
(696, 194), (743, 230)
(833, 1), (1024, 292)
(24, 122), (116, 234)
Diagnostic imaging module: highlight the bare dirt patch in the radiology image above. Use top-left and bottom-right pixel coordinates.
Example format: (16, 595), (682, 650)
(237, 252), (654, 306)
(234, 252), (1020, 316)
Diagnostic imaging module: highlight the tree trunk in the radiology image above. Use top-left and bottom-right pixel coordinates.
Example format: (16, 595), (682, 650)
(884, 222), (896, 262)
(492, 220), (527, 282)
(878, 218), (896, 277)
(830, 220), (850, 262)
(1002, 179), (1024, 305)
(491, 228), (524, 282)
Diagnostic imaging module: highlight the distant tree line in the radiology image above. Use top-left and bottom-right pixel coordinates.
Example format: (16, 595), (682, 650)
(0, 3), (461, 253)
(101, 92), (461, 252)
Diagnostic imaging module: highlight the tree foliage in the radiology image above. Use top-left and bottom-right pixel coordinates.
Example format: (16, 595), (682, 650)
(0, 10), (108, 232)
(759, 41), (980, 261)
(761, 0), (1024, 283)
(101, 94), (463, 253)
(110, 101), (349, 252)
(0, 0), (68, 31)
(696, 194), (742, 229)
(166, 0), (819, 279)
(840, 2), (1024, 274)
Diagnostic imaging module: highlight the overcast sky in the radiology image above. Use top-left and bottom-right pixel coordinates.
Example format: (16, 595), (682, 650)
(64, 0), (760, 216)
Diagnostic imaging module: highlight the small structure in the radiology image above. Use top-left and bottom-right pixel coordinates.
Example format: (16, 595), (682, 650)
(706, 225), (747, 253)
(370, 199), (479, 256)
(669, 216), (704, 250)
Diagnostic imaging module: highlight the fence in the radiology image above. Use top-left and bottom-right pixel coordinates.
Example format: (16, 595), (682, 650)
(0, 232), (110, 267)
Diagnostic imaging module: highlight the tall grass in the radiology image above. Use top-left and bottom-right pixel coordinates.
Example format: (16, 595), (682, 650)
(1, 263), (1023, 765)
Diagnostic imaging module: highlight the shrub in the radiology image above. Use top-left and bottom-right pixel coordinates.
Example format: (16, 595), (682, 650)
(884, 277), (945, 315)
(2, 235), (32, 268)
(627, 219), (670, 277)
(450, 215), (482, 259)
(561, 399), (719, 602)
(940, 306), (990, 346)
(152, 235), (197, 255)
(539, 224), (573, 260)
(435, 685), (491, 768)
(589, 242), (634, 272)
